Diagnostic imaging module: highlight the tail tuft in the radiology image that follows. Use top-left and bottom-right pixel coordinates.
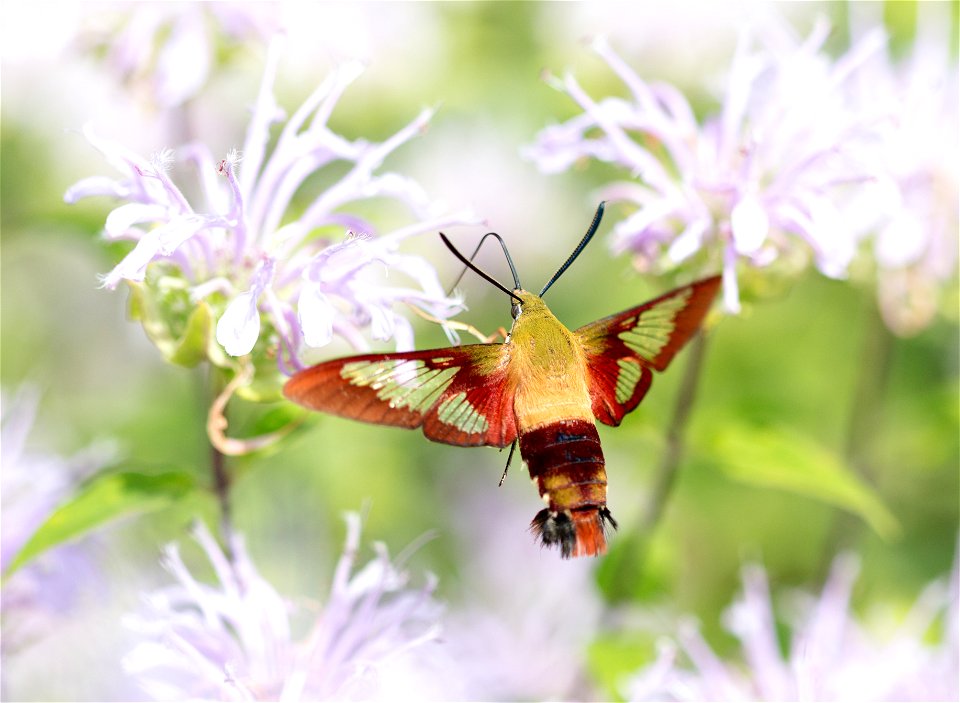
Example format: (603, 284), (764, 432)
(530, 507), (618, 558)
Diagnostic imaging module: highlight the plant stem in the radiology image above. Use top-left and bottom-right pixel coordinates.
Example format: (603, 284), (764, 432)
(642, 331), (710, 533)
(845, 304), (895, 473)
(601, 332), (710, 603)
(206, 366), (236, 561)
(827, 303), (895, 557)
(210, 438), (235, 560)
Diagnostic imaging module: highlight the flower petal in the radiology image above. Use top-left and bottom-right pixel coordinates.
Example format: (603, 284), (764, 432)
(216, 291), (261, 356)
(668, 217), (709, 263)
(63, 176), (128, 204)
(104, 203), (169, 239)
(297, 285), (335, 348)
(876, 211), (926, 269)
(99, 232), (163, 288)
(391, 314), (414, 352)
(722, 244), (742, 314)
(156, 214), (218, 255)
(216, 257), (275, 356)
(805, 198), (854, 278)
(153, 11), (210, 107)
(81, 124), (152, 177)
(367, 303), (395, 341)
(382, 254), (448, 302)
(731, 194), (770, 255)
(303, 235), (383, 285)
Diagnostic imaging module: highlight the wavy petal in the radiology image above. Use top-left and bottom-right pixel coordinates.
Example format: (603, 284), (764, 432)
(216, 291), (261, 356)
(153, 11), (210, 107)
(104, 203), (169, 238)
(156, 214), (221, 255)
(297, 285), (335, 348)
(731, 194), (770, 255)
(63, 176), (128, 203)
(99, 232), (163, 288)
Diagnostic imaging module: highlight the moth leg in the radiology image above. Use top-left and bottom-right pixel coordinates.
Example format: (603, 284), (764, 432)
(405, 304), (498, 344)
(487, 326), (510, 343)
(498, 440), (518, 486)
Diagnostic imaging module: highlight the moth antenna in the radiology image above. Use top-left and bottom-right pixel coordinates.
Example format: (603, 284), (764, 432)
(447, 231), (522, 294)
(539, 201), (605, 297)
(440, 232), (522, 305)
(498, 439), (517, 487)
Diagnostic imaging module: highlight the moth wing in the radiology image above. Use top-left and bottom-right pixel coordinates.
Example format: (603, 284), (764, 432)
(283, 344), (517, 448)
(575, 275), (721, 426)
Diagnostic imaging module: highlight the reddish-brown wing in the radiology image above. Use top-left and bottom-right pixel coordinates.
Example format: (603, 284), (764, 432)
(575, 276), (721, 426)
(283, 344), (517, 447)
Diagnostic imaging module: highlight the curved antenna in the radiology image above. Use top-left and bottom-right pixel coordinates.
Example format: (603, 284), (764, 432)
(440, 233), (522, 304)
(447, 231), (522, 294)
(539, 201), (606, 297)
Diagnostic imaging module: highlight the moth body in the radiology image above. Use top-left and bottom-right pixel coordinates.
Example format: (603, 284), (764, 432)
(508, 290), (613, 556)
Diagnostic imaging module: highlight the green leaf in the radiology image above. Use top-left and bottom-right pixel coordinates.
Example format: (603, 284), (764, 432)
(241, 403), (304, 439)
(128, 279), (176, 356)
(169, 302), (214, 367)
(4, 471), (197, 577)
(127, 280), (232, 369)
(235, 353), (285, 403)
(705, 424), (900, 539)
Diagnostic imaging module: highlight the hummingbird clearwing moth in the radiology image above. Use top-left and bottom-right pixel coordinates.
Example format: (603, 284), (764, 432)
(285, 203), (721, 558)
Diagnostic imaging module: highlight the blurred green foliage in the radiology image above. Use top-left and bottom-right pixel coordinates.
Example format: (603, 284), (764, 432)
(5, 470), (198, 578)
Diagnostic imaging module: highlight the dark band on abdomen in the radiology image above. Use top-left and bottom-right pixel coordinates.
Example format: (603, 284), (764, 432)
(519, 419), (607, 511)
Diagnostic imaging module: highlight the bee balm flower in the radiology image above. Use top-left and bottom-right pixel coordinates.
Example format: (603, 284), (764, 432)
(67, 40), (477, 375)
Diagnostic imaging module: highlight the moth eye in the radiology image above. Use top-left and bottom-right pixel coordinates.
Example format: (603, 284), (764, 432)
(511, 303), (522, 319)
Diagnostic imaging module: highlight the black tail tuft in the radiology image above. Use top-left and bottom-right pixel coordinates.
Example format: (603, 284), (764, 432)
(530, 506), (618, 558)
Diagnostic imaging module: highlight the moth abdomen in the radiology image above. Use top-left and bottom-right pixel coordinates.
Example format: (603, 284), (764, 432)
(520, 419), (616, 557)
(530, 506), (618, 559)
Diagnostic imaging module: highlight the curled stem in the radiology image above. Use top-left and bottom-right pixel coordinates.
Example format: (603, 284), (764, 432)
(206, 364), (301, 456)
(205, 363), (303, 561)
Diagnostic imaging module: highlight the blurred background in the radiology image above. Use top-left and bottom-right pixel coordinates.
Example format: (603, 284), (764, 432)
(2, 1), (957, 700)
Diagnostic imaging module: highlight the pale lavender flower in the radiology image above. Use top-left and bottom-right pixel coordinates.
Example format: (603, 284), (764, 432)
(627, 554), (959, 702)
(845, 4), (959, 336)
(124, 514), (453, 701)
(66, 39), (475, 372)
(441, 475), (604, 700)
(1, 386), (114, 652)
(83, 3), (277, 108)
(526, 23), (887, 312)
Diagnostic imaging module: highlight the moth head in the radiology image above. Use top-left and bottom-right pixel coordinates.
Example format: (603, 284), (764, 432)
(510, 288), (531, 319)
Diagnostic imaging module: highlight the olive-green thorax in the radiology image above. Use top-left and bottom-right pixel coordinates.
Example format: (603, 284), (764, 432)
(507, 289), (594, 432)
